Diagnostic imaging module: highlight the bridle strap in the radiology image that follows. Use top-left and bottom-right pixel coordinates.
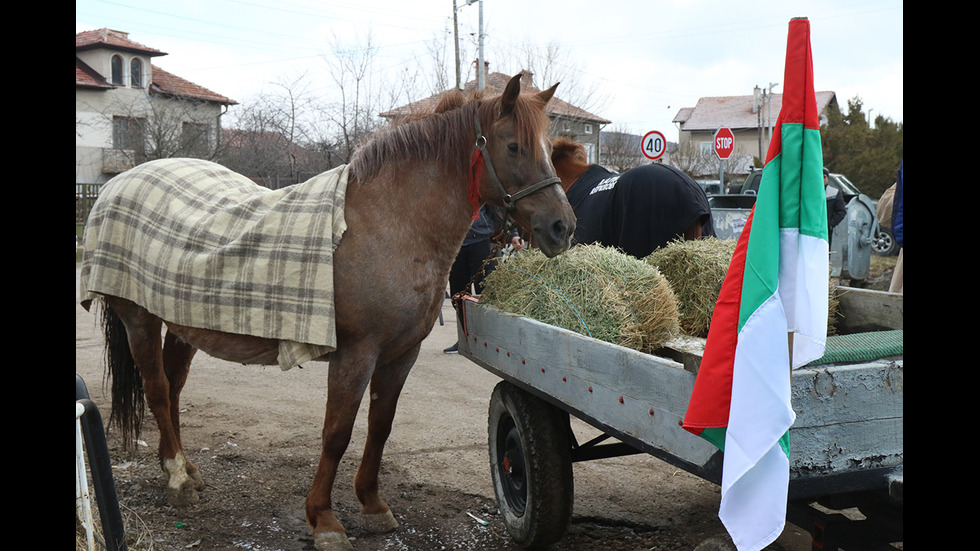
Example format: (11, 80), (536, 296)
(474, 111), (561, 211)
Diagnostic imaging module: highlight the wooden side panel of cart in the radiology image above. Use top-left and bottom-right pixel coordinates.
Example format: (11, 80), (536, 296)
(457, 292), (903, 497)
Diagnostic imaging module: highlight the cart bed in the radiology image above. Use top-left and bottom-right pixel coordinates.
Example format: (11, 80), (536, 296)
(456, 288), (903, 500)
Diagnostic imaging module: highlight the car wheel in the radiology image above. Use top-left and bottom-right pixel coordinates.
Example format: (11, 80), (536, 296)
(872, 227), (897, 256)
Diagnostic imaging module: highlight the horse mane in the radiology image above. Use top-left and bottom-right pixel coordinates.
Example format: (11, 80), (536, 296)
(349, 85), (552, 185)
(550, 136), (591, 191)
(550, 136), (588, 165)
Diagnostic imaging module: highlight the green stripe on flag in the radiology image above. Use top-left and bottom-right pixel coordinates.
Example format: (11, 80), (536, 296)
(700, 427), (727, 451)
(738, 123), (826, 333)
(699, 420), (791, 457)
(799, 126), (827, 240)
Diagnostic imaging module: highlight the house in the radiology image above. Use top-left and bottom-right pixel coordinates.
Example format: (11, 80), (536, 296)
(380, 70), (611, 163)
(672, 90), (838, 171)
(76, 29), (237, 184)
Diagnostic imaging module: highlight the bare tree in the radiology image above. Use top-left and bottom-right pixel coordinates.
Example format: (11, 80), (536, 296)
(322, 31), (388, 163)
(496, 39), (609, 117)
(98, 92), (225, 168)
(222, 72), (335, 180)
(601, 125), (645, 172)
(670, 140), (727, 181)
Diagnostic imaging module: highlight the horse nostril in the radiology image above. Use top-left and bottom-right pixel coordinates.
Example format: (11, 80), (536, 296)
(552, 219), (570, 242)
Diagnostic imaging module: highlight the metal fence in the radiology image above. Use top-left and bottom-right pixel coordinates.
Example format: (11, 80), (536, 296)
(76, 183), (102, 235)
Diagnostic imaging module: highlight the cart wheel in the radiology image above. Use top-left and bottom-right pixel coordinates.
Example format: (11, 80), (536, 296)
(488, 381), (573, 548)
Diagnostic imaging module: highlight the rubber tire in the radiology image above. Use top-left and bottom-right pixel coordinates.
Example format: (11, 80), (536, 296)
(872, 227), (898, 256)
(488, 381), (573, 548)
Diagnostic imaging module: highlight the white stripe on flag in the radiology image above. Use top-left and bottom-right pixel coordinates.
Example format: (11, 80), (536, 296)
(720, 290), (796, 551)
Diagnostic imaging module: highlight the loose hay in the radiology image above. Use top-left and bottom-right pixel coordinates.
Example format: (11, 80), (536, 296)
(644, 238), (737, 338)
(480, 244), (680, 352)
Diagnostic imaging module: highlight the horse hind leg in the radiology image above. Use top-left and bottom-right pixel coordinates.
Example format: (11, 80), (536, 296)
(355, 345), (420, 534)
(162, 329), (204, 492)
(103, 297), (202, 506)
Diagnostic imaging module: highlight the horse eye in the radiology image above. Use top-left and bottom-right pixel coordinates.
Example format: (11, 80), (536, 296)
(507, 143), (519, 154)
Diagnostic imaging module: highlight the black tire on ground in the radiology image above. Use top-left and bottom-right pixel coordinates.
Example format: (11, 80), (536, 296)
(488, 381), (573, 548)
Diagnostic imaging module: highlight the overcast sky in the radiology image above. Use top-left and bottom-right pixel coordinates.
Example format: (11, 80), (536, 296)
(77, 0), (903, 142)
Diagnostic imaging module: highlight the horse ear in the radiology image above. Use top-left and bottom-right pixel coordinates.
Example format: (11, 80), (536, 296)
(499, 73), (523, 117)
(536, 83), (559, 105)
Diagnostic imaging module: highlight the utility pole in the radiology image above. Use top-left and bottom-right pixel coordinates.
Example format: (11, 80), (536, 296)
(476, 0), (484, 90)
(767, 82), (779, 145)
(453, 0), (461, 89)
(454, 0), (484, 90)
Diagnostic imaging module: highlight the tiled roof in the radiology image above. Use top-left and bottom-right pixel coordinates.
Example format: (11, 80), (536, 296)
(75, 28), (166, 56)
(382, 71), (610, 124)
(150, 65), (237, 105)
(74, 28), (236, 105)
(75, 56), (112, 89)
(673, 91), (836, 131)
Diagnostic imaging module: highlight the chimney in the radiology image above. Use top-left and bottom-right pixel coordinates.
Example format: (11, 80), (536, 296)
(520, 69), (534, 88)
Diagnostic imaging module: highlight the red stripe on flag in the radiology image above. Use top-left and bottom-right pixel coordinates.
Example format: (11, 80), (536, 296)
(681, 207), (754, 432)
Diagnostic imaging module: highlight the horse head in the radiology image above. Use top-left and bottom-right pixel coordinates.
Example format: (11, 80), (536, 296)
(477, 74), (575, 258)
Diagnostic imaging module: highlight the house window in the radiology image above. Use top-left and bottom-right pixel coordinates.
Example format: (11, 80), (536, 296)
(110, 55), (124, 85)
(584, 143), (596, 163)
(584, 124), (593, 135)
(130, 58), (143, 88)
(113, 116), (144, 151)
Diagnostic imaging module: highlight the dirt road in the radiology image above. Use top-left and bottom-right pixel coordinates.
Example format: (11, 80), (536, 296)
(76, 265), (815, 551)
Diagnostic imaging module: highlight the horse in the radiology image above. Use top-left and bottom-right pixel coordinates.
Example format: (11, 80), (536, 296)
(550, 136), (715, 259)
(79, 73), (575, 550)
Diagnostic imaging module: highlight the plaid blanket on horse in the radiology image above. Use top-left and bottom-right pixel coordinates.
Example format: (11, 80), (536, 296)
(80, 158), (350, 370)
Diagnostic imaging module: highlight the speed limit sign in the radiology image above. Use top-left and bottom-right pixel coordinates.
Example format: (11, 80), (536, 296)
(641, 130), (666, 160)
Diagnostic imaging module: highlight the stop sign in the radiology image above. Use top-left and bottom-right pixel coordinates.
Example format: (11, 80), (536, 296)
(713, 127), (735, 160)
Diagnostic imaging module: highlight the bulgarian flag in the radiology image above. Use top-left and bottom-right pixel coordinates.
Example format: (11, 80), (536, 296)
(682, 18), (828, 551)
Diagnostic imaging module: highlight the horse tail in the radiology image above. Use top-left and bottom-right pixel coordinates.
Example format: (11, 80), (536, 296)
(98, 299), (145, 451)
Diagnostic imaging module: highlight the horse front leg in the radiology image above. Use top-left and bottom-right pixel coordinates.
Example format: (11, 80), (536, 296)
(355, 344), (419, 533)
(306, 346), (376, 551)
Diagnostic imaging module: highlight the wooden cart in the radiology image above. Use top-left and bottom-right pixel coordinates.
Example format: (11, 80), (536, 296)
(454, 287), (902, 550)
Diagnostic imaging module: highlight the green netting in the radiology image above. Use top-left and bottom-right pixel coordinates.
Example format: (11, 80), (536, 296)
(813, 330), (903, 365)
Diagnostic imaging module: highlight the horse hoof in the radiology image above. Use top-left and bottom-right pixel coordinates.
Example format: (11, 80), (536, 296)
(314, 531), (353, 551)
(362, 510), (399, 533)
(165, 484), (200, 507)
(187, 465), (206, 490)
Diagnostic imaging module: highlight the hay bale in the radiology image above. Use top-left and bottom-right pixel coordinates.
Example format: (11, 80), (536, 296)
(648, 238), (842, 338)
(480, 244), (680, 352)
(645, 238), (736, 338)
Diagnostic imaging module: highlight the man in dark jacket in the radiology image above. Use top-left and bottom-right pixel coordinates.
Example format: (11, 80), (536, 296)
(444, 205), (523, 353)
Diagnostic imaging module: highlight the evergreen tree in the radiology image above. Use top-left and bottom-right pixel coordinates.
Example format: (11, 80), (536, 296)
(821, 97), (903, 200)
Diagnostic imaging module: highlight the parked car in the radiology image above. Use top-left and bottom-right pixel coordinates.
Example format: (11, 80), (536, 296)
(695, 179), (723, 196)
(873, 183), (899, 256)
(712, 168), (883, 280)
(736, 168), (862, 202)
